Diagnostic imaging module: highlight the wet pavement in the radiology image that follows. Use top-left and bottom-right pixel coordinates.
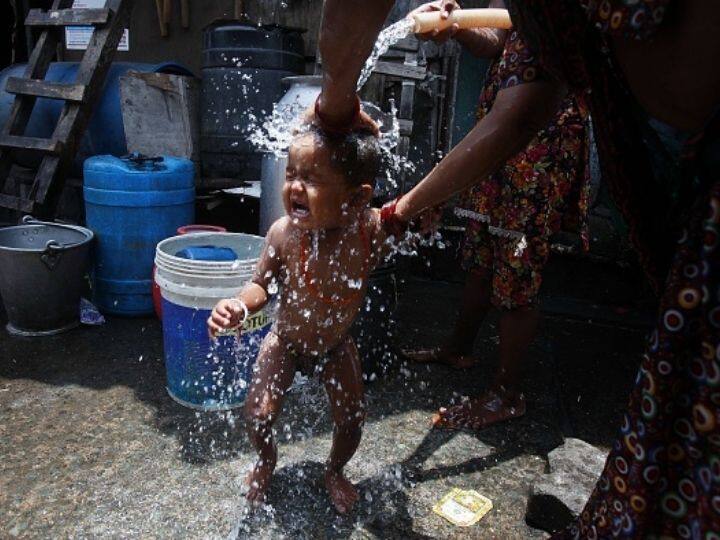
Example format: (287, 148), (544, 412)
(0, 271), (647, 539)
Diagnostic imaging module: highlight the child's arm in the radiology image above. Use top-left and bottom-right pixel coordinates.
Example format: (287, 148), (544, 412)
(208, 219), (285, 337)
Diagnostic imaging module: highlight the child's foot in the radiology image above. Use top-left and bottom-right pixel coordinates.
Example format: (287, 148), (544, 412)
(245, 459), (275, 505)
(401, 347), (478, 370)
(324, 468), (359, 514)
(431, 391), (526, 431)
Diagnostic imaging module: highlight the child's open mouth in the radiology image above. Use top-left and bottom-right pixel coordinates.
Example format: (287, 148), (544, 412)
(291, 201), (310, 219)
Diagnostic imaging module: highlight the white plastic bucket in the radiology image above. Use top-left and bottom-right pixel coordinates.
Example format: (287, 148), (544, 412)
(155, 232), (272, 410)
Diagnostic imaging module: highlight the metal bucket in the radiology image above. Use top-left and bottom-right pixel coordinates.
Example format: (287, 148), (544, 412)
(0, 216), (94, 336)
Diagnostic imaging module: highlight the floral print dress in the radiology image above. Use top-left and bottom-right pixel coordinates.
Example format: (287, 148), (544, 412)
(457, 30), (590, 309)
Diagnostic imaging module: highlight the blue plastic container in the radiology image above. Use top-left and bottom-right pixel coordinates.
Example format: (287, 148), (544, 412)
(84, 155), (195, 315)
(175, 246), (238, 261)
(0, 62), (193, 172)
(155, 233), (270, 410)
(161, 300), (272, 409)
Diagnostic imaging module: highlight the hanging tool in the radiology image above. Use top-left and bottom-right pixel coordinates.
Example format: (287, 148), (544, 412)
(180, 0), (189, 28)
(162, 0), (171, 24)
(154, 0), (167, 37)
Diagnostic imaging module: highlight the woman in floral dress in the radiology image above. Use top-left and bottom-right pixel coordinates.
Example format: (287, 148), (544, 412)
(405, 1), (590, 430)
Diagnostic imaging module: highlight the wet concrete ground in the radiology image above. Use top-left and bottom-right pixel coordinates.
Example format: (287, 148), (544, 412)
(0, 272), (647, 539)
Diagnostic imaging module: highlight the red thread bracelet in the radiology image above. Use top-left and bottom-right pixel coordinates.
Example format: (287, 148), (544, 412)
(380, 196), (409, 237)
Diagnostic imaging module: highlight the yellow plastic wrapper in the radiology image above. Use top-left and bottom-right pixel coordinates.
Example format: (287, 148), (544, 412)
(432, 488), (493, 527)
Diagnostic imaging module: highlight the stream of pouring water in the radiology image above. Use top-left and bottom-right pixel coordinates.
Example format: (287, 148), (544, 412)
(356, 18), (414, 91)
(248, 16), (414, 162)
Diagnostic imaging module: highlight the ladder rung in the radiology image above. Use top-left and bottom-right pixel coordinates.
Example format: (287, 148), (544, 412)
(0, 193), (35, 213)
(5, 77), (87, 102)
(25, 8), (111, 27)
(0, 135), (62, 154)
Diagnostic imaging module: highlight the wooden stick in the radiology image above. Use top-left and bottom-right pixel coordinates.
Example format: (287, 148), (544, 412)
(163, 0), (172, 24)
(154, 0), (168, 37)
(234, 0), (243, 20)
(181, 0), (190, 28)
(412, 8), (512, 34)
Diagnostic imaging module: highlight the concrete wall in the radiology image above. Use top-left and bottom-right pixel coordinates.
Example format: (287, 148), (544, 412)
(64, 0), (324, 75)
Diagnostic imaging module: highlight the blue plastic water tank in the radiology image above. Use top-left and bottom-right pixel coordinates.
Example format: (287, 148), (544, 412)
(0, 62), (193, 172)
(84, 155), (195, 315)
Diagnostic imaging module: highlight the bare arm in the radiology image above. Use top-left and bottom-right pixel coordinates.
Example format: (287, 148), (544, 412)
(318, 0), (395, 125)
(396, 79), (567, 220)
(454, 26), (507, 58)
(208, 221), (285, 336)
(245, 220), (285, 312)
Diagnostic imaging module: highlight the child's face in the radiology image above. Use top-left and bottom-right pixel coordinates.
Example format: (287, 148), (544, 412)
(283, 134), (362, 230)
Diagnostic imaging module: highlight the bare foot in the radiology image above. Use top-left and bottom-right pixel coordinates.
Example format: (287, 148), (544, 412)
(245, 459), (275, 505)
(401, 347), (478, 370)
(432, 391), (526, 431)
(324, 469), (359, 514)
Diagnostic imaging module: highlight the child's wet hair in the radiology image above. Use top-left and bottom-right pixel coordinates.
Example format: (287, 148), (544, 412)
(305, 125), (381, 187)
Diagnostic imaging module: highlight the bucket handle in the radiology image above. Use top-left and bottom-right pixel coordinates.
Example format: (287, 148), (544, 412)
(21, 214), (41, 225)
(41, 240), (63, 270)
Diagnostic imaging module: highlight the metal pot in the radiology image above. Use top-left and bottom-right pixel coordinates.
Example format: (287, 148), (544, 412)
(0, 216), (94, 336)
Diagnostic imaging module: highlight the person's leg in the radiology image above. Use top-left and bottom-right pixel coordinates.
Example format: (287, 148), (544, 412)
(243, 333), (296, 504)
(405, 222), (493, 368)
(433, 235), (546, 429)
(449, 268), (494, 355)
(493, 305), (539, 399)
(320, 335), (366, 514)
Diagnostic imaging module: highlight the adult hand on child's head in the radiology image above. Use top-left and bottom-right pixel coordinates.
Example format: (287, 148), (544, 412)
(303, 95), (380, 137)
(410, 0), (461, 43)
(207, 298), (246, 339)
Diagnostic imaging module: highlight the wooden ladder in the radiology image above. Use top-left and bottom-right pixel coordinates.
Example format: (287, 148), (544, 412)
(0, 0), (133, 217)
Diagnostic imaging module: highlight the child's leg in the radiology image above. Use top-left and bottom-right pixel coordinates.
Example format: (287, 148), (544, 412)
(243, 332), (296, 503)
(320, 335), (366, 514)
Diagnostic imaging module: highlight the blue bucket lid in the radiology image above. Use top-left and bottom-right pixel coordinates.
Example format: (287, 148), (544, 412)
(175, 246), (238, 262)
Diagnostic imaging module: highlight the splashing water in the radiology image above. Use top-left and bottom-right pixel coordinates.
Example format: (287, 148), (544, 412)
(356, 17), (414, 91)
(247, 94), (409, 196)
(247, 97), (309, 157)
(246, 17), (416, 193)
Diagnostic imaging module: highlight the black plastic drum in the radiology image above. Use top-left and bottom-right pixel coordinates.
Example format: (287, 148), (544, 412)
(200, 22), (305, 187)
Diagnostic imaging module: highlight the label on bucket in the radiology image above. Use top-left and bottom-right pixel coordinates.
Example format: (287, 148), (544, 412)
(244, 311), (272, 332)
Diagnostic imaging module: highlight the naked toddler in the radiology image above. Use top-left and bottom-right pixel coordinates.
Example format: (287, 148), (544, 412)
(208, 126), (386, 514)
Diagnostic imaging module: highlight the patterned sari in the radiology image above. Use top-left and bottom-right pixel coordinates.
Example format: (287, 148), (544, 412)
(504, 0), (720, 536)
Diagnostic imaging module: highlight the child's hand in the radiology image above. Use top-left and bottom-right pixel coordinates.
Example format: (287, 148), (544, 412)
(207, 298), (247, 338)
